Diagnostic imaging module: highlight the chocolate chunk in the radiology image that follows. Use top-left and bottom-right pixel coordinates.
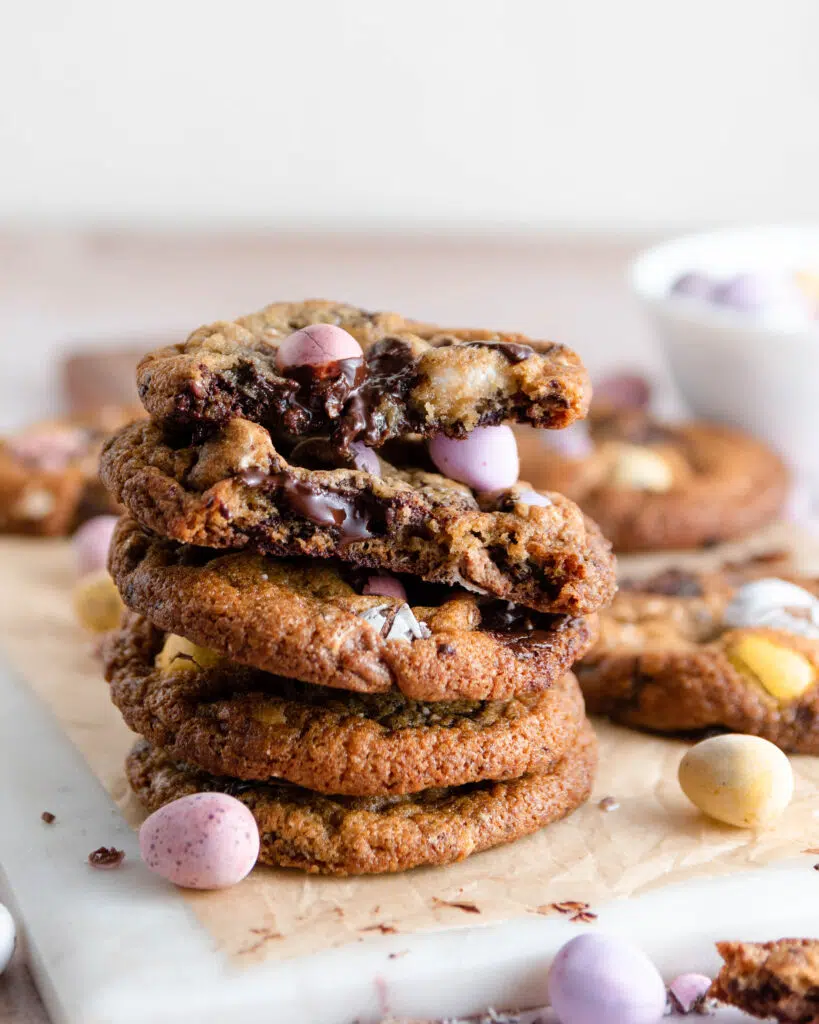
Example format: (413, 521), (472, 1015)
(88, 846), (125, 869)
(41, 811), (56, 824)
(383, 603), (431, 642)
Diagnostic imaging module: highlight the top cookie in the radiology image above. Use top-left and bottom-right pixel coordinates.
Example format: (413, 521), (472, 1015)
(516, 404), (789, 552)
(136, 299), (591, 444)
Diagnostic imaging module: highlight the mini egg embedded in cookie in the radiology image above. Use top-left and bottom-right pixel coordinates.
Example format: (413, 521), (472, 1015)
(609, 444), (673, 493)
(428, 425), (519, 491)
(275, 324), (363, 370)
(728, 634), (816, 702)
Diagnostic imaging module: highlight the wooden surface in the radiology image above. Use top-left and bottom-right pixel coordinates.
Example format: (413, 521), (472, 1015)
(0, 230), (669, 1022)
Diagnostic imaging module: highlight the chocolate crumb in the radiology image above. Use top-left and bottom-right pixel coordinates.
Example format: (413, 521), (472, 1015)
(813, 863), (819, 871)
(387, 950), (409, 960)
(598, 796), (619, 812)
(431, 897), (481, 914)
(570, 911), (598, 924)
(360, 923), (398, 935)
(88, 846), (125, 869)
(40, 811), (56, 824)
(551, 900), (590, 915)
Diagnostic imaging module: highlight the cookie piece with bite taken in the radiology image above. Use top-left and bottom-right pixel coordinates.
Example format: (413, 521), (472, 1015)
(136, 299), (591, 444)
(100, 419), (616, 616)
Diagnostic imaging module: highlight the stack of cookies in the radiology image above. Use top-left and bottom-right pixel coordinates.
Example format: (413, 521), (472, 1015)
(99, 300), (616, 875)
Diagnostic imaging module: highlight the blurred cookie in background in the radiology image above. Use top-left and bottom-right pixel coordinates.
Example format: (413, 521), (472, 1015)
(516, 373), (789, 552)
(61, 340), (168, 415)
(0, 406), (141, 536)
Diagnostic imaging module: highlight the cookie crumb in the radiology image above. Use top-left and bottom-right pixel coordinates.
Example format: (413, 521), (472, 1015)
(431, 897), (481, 914)
(570, 910), (598, 924)
(40, 811), (56, 824)
(552, 900), (590, 915)
(361, 923), (398, 935)
(88, 846), (125, 869)
(598, 796), (619, 812)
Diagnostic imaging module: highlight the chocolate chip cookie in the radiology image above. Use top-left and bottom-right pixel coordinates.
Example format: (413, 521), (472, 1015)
(126, 721), (597, 875)
(106, 612), (587, 795)
(0, 407), (139, 536)
(578, 563), (819, 752)
(137, 299), (590, 443)
(516, 405), (789, 551)
(101, 420), (616, 615)
(711, 939), (819, 1023)
(109, 517), (598, 701)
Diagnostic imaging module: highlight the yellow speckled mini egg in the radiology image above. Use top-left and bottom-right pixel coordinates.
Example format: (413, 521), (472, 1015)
(678, 734), (793, 828)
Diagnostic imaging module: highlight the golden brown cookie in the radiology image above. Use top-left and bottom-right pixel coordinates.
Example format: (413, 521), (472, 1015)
(126, 722), (598, 875)
(578, 564), (819, 752)
(516, 406), (788, 552)
(136, 299), (590, 443)
(109, 517), (598, 701)
(105, 612), (587, 795)
(100, 420), (616, 616)
(0, 407), (139, 536)
(711, 939), (819, 1023)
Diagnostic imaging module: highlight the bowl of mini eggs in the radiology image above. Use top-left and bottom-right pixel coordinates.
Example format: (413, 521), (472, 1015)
(630, 225), (819, 490)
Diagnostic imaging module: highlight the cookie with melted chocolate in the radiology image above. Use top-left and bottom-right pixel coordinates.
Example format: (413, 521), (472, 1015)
(105, 612), (588, 794)
(108, 517), (599, 701)
(101, 420), (616, 616)
(516, 404), (789, 552)
(125, 723), (598, 875)
(135, 299), (590, 444)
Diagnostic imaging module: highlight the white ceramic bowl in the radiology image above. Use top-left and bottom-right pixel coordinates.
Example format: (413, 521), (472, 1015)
(629, 225), (819, 490)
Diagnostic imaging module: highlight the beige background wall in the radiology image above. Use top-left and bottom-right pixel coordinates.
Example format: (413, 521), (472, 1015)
(2, 0), (818, 233)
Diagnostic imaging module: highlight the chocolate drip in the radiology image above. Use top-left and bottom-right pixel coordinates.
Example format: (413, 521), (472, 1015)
(479, 600), (568, 655)
(334, 338), (419, 448)
(270, 473), (377, 544)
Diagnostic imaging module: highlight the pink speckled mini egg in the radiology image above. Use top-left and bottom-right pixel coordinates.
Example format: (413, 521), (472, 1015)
(73, 515), (119, 576)
(139, 793), (260, 890)
(275, 324), (363, 370)
(363, 574), (408, 601)
(428, 425), (519, 491)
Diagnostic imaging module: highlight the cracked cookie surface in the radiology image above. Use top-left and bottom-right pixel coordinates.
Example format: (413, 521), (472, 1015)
(126, 722), (598, 875)
(578, 561), (819, 752)
(109, 517), (598, 701)
(517, 405), (788, 552)
(106, 613), (587, 795)
(136, 299), (590, 444)
(101, 421), (616, 615)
